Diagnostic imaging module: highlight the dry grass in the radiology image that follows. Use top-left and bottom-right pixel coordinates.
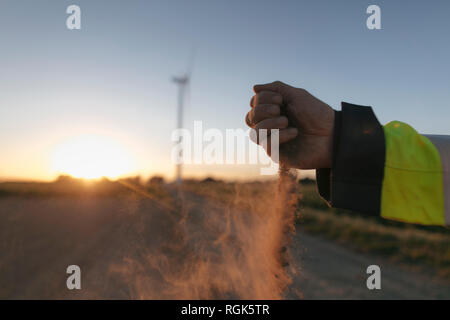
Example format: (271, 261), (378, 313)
(184, 179), (450, 280)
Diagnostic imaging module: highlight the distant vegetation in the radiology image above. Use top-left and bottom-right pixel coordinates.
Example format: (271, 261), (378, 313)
(0, 175), (162, 198)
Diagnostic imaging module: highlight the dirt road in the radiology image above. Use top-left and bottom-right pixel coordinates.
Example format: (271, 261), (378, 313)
(0, 193), (448, 299)
(287, 231), (450, 299)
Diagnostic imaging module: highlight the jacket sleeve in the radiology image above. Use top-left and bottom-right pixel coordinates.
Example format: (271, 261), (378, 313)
(316, 102), (450, 226)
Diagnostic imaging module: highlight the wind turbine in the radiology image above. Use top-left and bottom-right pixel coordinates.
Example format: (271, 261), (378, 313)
(172, 52), (194, 183)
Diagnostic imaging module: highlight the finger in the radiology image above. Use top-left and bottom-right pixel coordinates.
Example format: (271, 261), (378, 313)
(258, 127), (298, 156)
(250, 95), (255, 108)
(247, 104), (280, 127)
(245, 112), (252, 127)
(255, 116), (288, 131)
(250, 116), (288, 145)
(253, 81), (292, 94)
(279, 127), (298, 144)
(259, 128), (298, 147)
(250, 91), (283, 108)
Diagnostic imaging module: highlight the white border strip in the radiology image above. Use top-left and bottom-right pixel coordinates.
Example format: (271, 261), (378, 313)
(425, 135), (450, 225)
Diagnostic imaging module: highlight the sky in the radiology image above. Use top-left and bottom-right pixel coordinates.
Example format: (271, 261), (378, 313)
(0, 0), (449, 181)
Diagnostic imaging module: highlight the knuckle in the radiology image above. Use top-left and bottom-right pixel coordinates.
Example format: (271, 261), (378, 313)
(253, 95), (260, 106)
(255, 120), (269, 132)
(296, 87), (308, 95)
(273, 80), (283, 87)
(257, 92), (282, 106)
(253, 105), (279, 123)
(245, 112), (251, 127)
(254, 121), (263, 131)
(250, 108), (258, 125)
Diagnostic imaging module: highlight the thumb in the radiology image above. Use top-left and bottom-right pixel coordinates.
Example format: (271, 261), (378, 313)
(253, 81), (291, 94)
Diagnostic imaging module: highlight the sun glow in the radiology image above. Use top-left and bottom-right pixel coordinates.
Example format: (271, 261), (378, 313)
(51, 134), (134, 179)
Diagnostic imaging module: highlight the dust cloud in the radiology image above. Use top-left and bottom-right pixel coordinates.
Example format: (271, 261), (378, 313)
(110, 172), (299, 299)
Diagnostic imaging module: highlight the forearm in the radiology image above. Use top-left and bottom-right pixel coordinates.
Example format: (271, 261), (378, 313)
(316, 102), (450, 226)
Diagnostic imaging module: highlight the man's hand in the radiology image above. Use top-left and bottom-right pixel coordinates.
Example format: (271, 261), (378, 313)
(245, 81), (335, 169)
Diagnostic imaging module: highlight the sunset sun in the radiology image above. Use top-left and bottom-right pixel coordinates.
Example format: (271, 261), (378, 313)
(51, 135), (134, 179)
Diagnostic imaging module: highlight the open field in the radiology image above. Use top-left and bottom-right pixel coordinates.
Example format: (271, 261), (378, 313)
(0, 178), (291, 299)
(0, 178), (449, 299)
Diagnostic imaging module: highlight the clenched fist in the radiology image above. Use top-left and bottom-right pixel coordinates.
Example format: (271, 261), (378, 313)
(245, 81), (335, 169)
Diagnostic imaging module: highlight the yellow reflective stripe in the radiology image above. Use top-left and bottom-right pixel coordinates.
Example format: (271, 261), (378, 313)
(381, 121), (445, 226)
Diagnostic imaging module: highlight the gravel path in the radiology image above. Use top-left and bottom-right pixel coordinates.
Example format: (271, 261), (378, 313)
(287, 230), (450, 299)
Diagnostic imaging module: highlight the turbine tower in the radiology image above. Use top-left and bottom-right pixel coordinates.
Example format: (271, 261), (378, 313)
(172, 50), (195, 184)
(172, 73), (189, 183)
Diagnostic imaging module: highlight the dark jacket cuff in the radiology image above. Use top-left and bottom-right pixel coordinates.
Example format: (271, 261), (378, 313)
(316, 102), (385, 215)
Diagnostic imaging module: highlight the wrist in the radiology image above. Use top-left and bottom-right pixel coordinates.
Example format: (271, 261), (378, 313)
(329, 110), (341, 168)
(317, 109), (336, 169)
